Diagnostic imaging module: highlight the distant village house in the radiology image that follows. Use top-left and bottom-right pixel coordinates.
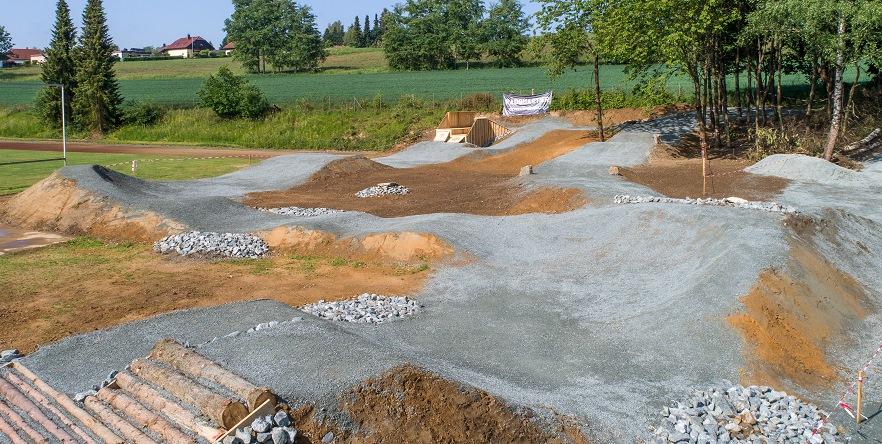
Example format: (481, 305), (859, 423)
(159, 34), (214, 58)
(5, 48), (46, 65)
(222, 41), (235, 56)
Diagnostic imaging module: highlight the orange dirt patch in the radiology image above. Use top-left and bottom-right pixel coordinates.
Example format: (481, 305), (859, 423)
(283, 365), (589, 444)
(1, 173), (184, 242)
(727, 244), (871, 389)
(243, 130), (595, 218)
(0, 242), (429, 353)
(259, 226), (455, 265)
(619, 159), (790, 201)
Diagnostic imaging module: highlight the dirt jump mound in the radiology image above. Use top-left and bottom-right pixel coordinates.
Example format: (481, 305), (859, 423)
(243, 130), (595, 218)
(1, 170), (184, 242)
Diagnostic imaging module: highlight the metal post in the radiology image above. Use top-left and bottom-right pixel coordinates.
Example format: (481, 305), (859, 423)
(60, 85), (67, 165)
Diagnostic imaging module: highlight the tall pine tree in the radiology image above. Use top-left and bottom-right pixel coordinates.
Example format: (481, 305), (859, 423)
(363, 15), (371, 46)
(36, 0), (78, 126)
(72, 0), (122, 133)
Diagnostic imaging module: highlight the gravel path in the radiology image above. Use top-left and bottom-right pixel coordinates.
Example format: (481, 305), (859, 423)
(25, 113), (882, 442)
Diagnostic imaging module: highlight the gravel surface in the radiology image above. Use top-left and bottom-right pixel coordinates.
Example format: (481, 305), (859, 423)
(258, 207), (343, 217)
(652, 386), (836, 443)
(615, 195), (798, 214)
(355, 183), (410, 198)
(747, 154), (880, 187)
(154, 231), (269, 258)
(301, 294), (420, 324)
(31, 114), (882, 442)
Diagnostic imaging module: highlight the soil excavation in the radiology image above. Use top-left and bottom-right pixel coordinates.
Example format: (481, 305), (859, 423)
(243, 130), (595, 217)
(728, 238), (872, 390)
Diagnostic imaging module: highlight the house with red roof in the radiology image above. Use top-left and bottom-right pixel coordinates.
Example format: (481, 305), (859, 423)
(222, 41), (235, 56)
(159, 34), (214, 58)
(5, 48), (46, 65)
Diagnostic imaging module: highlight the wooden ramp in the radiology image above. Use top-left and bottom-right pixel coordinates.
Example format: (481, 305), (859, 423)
(435, 112), (512, 148)
(0, 339), (278, 443)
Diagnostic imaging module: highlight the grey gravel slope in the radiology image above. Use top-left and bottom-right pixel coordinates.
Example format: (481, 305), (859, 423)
(22, 114), (882, 442)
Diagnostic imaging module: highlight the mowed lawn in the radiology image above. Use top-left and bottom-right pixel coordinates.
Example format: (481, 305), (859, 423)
(0, 149), (252, 195)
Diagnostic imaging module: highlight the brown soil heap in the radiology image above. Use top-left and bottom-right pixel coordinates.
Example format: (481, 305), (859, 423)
(243, 130), (595, 218)
(286, 365), (589, 444)
(1, 173), (183, 242)
(728, 241), (872, 390)
(619, 159), (789, 201)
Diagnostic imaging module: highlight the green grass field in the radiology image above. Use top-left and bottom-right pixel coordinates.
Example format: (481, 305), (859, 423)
(0, 149), (252, 195)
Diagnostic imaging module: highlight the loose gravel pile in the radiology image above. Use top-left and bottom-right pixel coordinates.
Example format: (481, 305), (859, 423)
(225, 411), (298, 444)
(615, 195), (798, 214)
(258, 206), (343, 217)
(356, 182), (410, 198)
(651, 385), (836, 444)
(301, 294), (420, 323)
(154, 232), (269, 259)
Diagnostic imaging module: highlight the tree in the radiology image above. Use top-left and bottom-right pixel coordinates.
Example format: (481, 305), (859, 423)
(72, 0), (123, 133)
(536, 0), (610, 141)
(373, 14), (382, 45)
(323, 20), (345, 46)
(198, 66), (269, 119)
(0, 25), (11, 61)
(36, 0), (78, 126)
(344, 16), (363, 47)
(363, 15), (371, 46)
(226, 0), (326, 73)
(383, 0), (485, 71)
(483, 0), (529, 67)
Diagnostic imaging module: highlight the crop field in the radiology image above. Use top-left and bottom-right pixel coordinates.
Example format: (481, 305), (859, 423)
(0, 46), (821, 107)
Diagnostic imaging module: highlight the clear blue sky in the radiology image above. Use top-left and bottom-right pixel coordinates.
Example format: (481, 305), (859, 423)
(3, 0), (542, 50)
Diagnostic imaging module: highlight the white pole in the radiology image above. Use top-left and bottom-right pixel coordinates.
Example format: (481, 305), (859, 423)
(60, 85), (67, 165)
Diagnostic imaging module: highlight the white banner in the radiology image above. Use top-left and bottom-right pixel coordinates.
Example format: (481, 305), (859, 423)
(502, 91), (553, 116)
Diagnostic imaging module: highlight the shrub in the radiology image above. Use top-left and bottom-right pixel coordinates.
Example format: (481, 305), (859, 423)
(122, 101), (164, 126)
(198, 67), (270, 119)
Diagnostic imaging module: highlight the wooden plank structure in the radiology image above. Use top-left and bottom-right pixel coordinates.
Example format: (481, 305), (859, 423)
(435, 111), (512, 147)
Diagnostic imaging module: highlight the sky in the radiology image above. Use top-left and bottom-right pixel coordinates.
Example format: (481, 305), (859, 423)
(3, 0), (542, 50)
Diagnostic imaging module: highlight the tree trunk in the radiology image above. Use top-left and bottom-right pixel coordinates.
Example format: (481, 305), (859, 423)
(4, 372), (97, 444)
(689, 68), (710, 195)
(97, 388), (196, 444)
(824, 16), (847, 161)
(115, 372), (224, 443)
(807, 56), (818, 117)
(593, 53), (605, 141)
(149, 338), (276, 411)
(775, 46), (784, 131)
(0, 375), (78, 443)
(84, 397), (159, 444)
(130, 358), (249, 429)
(735, 47), (743, 120)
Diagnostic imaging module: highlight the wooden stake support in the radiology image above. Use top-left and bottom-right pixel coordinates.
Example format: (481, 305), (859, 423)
(857, 370), (864, 425)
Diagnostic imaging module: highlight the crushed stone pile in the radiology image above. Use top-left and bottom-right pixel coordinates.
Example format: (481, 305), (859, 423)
(0, 349), (21, 365)
(258, 206), (343, 217)
(615, 195), (797, 214)
(356, 182), (409, 198)
(651, 385), (836, 444)
(155, 232), (269, 259)
(225, 410), (298, 444)
(301, 294), (420, 323)
(746, 154), (870, 187)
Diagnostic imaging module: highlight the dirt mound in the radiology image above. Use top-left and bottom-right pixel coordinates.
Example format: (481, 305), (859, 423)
(728, 241), (872, 389)
(259, 226), (455, 264)
(619, 159), (789, 201)
(285, 365), (589, 444)
(243, 130), (595, 218)
(0, 173), (184, 242)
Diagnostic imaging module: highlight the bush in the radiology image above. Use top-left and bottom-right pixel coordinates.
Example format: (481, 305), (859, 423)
(122, 101), (164, 126)
(198, 67), (270, 119)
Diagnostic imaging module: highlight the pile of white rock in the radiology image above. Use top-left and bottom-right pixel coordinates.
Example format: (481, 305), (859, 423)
(615, 195), (798, 214)
(224, 411), (298, 444)
(258, 207), (343, 217)
(651, 385), (837, 444)
(154, 232), (269, 259)
(301, 294), (420, 323)
(0, 349), (21, 365)
(356, 182), (409, 198)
